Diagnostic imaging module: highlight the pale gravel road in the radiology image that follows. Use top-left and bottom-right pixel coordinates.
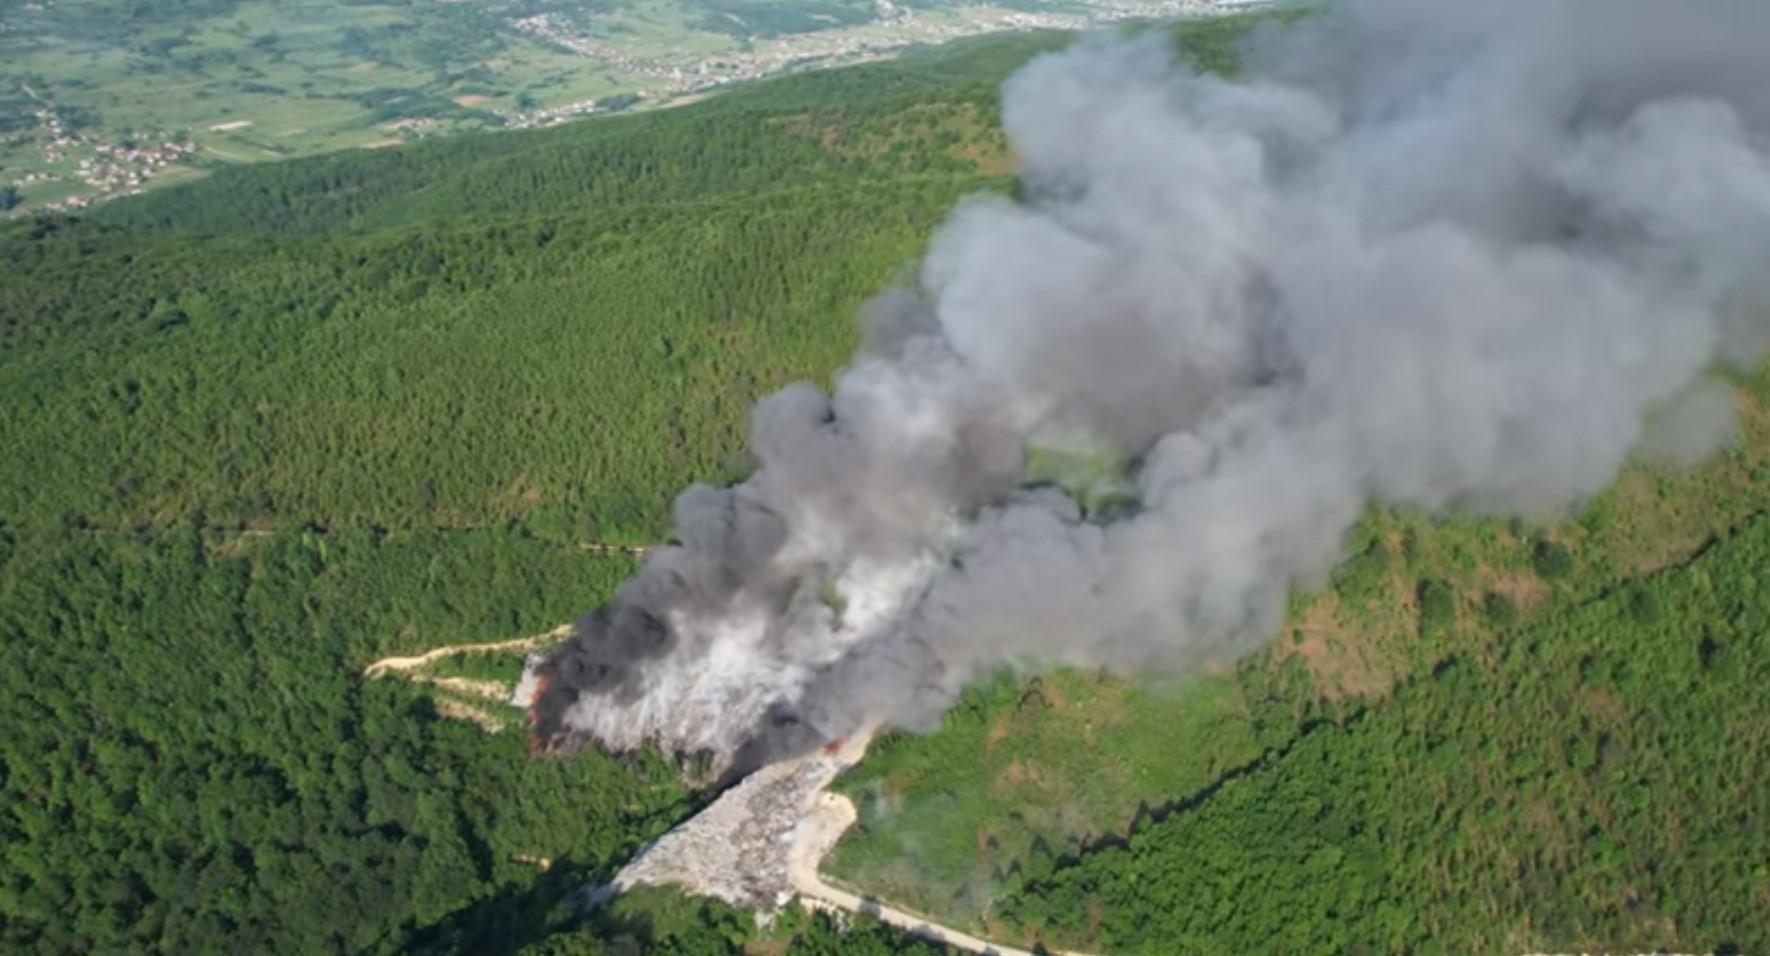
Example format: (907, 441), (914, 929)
(360, 623), (573, 678)
(787, 734), (1091, 956)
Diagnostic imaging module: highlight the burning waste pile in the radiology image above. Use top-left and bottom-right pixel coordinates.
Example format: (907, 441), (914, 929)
(525, 0), (1770, 782)
(592, 735), (871, 909)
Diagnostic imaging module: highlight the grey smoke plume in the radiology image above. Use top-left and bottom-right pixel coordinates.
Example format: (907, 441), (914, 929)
(532, 0), (1770, 768)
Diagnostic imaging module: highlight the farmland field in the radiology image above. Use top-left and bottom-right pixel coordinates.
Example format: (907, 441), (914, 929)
(4, 7), (1765, 955)
(0, 0), (1226, 213)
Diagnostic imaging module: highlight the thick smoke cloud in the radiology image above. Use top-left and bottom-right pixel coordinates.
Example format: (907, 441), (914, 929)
(532, 0), (1770, 769)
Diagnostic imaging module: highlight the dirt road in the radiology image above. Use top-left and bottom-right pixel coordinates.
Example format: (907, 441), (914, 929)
(363, 630), (1075, 953)
(786, 734), (1085, 956)
(361, 623), (573, 678)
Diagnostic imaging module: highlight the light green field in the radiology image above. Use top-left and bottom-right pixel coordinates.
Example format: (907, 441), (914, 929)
(1, 0), (1193, 213)
(1, 0), (635, 210)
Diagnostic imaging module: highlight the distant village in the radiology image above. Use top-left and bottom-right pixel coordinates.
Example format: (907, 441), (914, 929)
(503, 0), (1249, 129)
(7, 86), (196, 213)
(4, 0), (1257, 211)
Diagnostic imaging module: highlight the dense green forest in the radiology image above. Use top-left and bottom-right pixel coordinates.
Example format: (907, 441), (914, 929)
(3, 11), (1766, 955)
(0, 525), (690, 953)
(512, 887), (956, 955)
(2, 28), (1103, 954)
(1, 180), (965, 540)
(826, 365), (1770, 937)
(2, 30), (1125, 543)
(993, 515), (1770, 954)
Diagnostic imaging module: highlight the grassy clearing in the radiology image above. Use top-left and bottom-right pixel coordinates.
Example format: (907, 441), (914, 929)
(824, 371), (1770, 933)
(828, 669), (1263, 925)
(11, 11), (1755, 950)
(995, 513), (1770, 954)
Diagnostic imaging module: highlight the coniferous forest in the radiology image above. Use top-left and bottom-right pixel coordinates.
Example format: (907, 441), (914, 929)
(3, 14), (1767, 955)
(1, 29), (1079, 954)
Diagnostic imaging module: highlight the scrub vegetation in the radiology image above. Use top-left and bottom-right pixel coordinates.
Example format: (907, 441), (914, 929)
(2, 12), (1763, 955)
(0, 30), (1078, 954)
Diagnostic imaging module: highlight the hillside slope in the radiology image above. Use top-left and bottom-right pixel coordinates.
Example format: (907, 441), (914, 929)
(1, 28), (1098, 955)
(2, 11), (1764, 956)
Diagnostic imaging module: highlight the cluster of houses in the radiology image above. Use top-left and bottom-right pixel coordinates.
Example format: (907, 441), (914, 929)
(504, 0), (1246, 128)
(8, 100), (196, 213)
(75, 139), (196, 191)
(4, 0), (1260, 209)
(504, 95), (609, 130)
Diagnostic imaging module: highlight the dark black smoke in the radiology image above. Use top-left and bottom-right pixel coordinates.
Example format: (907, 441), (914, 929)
(531, 0), (1770, 770)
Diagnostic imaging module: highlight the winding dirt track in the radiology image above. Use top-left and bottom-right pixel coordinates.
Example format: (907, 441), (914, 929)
(361, 630), (1078, 953)
(360, 623), (573, 678)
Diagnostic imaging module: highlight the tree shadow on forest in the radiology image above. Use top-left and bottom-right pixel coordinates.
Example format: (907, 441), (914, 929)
(402, 856), (615, 956)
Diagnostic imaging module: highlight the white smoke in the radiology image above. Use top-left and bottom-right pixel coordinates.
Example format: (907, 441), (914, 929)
(535, 0), (1770, 767)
